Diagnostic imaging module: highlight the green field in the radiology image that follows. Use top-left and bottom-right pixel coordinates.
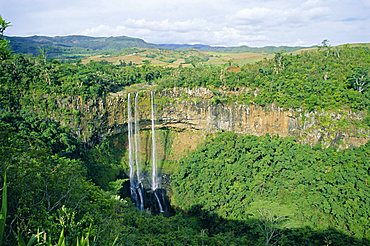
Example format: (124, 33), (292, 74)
(82, 48), (273, 67)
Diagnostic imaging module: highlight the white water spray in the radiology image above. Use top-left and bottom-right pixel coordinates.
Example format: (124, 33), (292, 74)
(127, 91), (165, 213)
(128, 92), (144, 210)
(151, 91), (158, 191)
(127, 93), (135, 196)
(151, 91), (164, 212)
(134, 92), (141, 183)
(134, 92), (144, 210)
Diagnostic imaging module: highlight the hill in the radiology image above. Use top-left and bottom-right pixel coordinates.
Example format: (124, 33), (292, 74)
(6, 35), (308, 59)
(6, 35), (156, 58)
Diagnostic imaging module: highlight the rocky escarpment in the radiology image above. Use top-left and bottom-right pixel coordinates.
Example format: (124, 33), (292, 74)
(157, 88), (368, 148)
(27, 87), (369, 148)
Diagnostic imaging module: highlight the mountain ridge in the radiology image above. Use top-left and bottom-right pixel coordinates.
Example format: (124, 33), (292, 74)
(6, 35), (308, 58)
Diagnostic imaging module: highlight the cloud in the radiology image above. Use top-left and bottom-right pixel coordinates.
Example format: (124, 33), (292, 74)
(231, 3), (329, 28)
(123, 19), (210, 33)
(80, 19), (267, 46)
(2, 0), (370, 46)
(80, 18), (210, 38)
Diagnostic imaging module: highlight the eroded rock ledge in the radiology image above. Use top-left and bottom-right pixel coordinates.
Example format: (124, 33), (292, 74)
(32, 87), (369, 148)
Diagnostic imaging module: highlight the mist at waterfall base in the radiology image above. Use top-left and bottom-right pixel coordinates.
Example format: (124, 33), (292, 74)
(126, 91), (169, 214)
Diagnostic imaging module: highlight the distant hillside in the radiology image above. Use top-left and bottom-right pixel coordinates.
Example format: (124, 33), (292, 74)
(207, 45), (306, 53)
(6, 35), (156, 58)
(6, 35), (308, 59)
(159, 43), (305, 53)
(158, 43), (213, 50)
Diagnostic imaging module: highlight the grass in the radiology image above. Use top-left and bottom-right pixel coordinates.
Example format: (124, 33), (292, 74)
(80, 42), (370, 68)
(82, 48), (275, 67)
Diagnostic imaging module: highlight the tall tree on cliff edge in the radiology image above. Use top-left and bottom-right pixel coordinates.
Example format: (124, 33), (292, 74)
(0, 16), (11, 59)
(0, 16), (11, 38)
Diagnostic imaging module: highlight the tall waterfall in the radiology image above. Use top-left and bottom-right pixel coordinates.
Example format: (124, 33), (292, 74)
(134, 92), (144, 211)
(151, 91), (158, 191)
(127, 91), (166, 213)
(134, 93), (141, 184)
(151, 91), (164, 213)
(127, 92), (144, 210)
(127, 93), (136, 203)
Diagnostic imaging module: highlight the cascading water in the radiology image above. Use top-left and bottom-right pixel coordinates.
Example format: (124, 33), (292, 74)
(151, 91), (164, 213)
(151, 91), (158, 191)
(134, 93), (141, 183)
(127, 93), (137, 206)
(127, 91), (166, 213)
(134, 92), (144, 211)
(127, 93), (144, 210)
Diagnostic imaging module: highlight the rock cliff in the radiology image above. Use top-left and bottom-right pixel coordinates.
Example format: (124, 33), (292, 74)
(27, 87), (369, 148)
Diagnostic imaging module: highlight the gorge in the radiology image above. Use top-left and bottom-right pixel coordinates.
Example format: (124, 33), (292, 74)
(1, 34), (369, 244)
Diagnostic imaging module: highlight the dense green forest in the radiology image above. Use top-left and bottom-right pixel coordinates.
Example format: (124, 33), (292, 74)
(157, 46), (370, 113)
(1, 17), (369, 245)
(173, 133), (370, 244)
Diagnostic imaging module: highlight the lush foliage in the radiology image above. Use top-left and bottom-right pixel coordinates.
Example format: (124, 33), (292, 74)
(0, 29), (254, 245)
(1, 18), (369, 245)
(7, 35), (155, 59)
(7, 34), (370, 114)
(0, 54), (165, 107)
(157, 46), (370, 112)
(172, 132), (370, 244)
(8, 35), (303, 60)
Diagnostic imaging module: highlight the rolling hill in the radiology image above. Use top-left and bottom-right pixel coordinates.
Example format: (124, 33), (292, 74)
(6, 35), (308, 59)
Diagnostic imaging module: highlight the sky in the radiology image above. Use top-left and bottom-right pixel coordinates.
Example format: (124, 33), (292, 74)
(1, 0), (370, 47)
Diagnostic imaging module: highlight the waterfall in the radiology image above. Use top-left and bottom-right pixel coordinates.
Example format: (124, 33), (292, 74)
(134, 93), (141, 183)
(127, 93), (138, 206)
(154, 191), (164, 213)
(134, 92), (144, 211)
(151, 91), (158, 191)
(127, 93), (144, 210)
(127, 91), (165, 213)
(151, 91), (164, 213)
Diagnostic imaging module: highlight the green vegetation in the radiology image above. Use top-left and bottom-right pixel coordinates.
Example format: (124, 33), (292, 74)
(7, 35), (305, 59)
(207, 45), (305, 53)
(173, 132), (370, 244)
(83, 48), (269, 67)
(157, 46), (370, 112)
(0, 17), (369, 245)
(0, 173), (7, 245)
(6, 35), (156, 59)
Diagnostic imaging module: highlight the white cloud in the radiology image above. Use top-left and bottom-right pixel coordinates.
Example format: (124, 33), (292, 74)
(80, 20), (267, 46)
(123, 19), (210, 33)
(232, 2), (329, 27)
(1, 0), (369, 46)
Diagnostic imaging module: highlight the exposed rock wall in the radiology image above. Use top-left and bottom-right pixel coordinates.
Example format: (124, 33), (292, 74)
(30, 88), (369, 148)
(160, 102), (293, 135)
(156, 88), (368, 148)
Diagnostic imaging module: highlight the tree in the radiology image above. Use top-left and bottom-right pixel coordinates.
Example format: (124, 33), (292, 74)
(348, 68), (369, 93)
(0, 16), (11, 59)
(0, 16), (11, 38)
(320, 39), (331, 56)
(273, 52), (285, 75)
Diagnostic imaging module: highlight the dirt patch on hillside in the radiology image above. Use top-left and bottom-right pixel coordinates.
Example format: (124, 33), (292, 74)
(169, 130), (206, 160)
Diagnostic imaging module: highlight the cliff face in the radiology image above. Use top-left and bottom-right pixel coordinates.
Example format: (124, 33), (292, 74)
(28, 87), (368, 148)
(135, 88), (369, 148)
(160, 101), (294, 136)
(158, 101), (367, 148)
